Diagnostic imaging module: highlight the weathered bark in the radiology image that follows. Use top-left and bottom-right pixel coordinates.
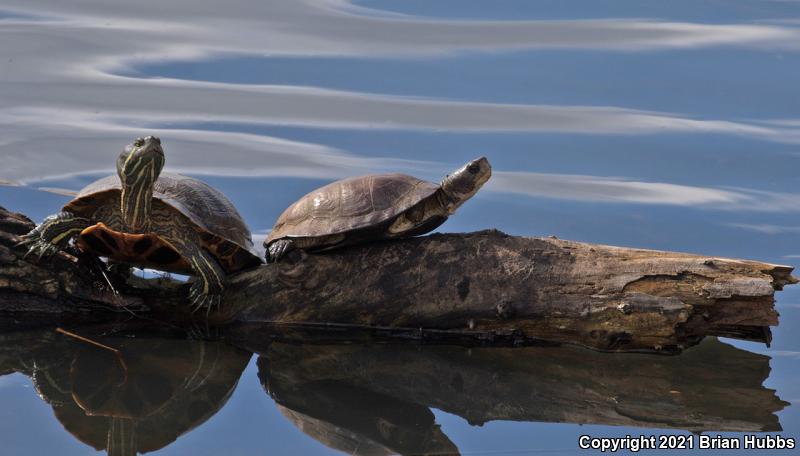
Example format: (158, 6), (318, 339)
(1, 205), (796, 352)
(0, 206), (149, 330)
(256, 337), (787, 439)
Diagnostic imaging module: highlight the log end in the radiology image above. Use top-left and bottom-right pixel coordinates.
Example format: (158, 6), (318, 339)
(768, 266), (798, 290)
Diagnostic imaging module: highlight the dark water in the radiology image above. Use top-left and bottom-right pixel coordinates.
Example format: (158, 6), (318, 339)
(1, 0), (799, 454)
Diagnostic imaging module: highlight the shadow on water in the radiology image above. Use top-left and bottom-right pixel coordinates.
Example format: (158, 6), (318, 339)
(0, 328), (788, 455)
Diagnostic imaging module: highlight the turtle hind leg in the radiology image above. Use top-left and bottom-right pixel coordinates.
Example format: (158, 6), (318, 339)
(266, 239), (295, 263)
(186, 249), (226, 316)
(17, 211), (92, 260)
(157, 227), (226, 315)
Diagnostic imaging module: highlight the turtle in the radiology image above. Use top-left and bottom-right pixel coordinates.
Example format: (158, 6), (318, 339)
(19, 136), (261, 312)
(265, 156), (491, 262)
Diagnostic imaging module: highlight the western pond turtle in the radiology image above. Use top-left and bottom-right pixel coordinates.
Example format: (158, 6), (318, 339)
(265, 157), (491, 262)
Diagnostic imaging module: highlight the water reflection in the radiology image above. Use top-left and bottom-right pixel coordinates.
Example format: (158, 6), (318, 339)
(0, 329), (250, 455)
(266, 372), (458, 455)
(0, 328), (790, 455)
(258, 338), (786, 455)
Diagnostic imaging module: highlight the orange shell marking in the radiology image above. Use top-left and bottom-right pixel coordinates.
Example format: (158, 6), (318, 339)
(77, 223), (191, 273)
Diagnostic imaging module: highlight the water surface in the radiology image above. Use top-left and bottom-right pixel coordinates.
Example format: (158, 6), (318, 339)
(1, 0), (799, 454)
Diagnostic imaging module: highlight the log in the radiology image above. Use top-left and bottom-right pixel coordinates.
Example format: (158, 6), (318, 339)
(0, 206), (149, 331)
(0, 205), (796, 352)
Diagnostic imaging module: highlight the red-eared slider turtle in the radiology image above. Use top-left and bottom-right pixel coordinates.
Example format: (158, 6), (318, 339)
(265, 157), (491, 262)
(19, 136), (261, 312)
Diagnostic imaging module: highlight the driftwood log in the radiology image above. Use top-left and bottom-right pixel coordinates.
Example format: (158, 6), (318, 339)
(0, 205), (796, 352)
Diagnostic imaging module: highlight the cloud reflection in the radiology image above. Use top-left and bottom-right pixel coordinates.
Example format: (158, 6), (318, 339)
(0, 110), (436, 183)
(5, 119), (799, 213)
(34, 187), (78, 197)
(0, 0), (798, 147)
(4, 0), (799, 60)
(727, 223), (800, 234)
(491, 171), (742, 205)
(490, 172), (800, 212)
(1, 0), (799, 213)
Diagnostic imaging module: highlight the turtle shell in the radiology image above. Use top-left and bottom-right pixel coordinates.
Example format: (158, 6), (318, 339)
(64, 173), (260, 272)
(267, 173), (439, 242)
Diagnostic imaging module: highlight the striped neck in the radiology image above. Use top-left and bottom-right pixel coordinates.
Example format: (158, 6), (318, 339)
(120, 182), (153, 233)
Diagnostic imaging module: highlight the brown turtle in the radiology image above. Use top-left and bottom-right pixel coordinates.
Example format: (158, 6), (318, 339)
(19, 136), (261, 312)
(265, 157), (491, 262)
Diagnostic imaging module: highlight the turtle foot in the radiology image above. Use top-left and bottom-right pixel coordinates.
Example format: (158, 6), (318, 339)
(17, 233), (60, 261)
(188, 282), (222, 317)
(15, 211), (90, 261)
(266, 239), (295, 263)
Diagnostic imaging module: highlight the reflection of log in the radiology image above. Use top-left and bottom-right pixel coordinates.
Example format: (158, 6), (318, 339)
(256, 337), (787, 436)
(1, 205), (797, 351)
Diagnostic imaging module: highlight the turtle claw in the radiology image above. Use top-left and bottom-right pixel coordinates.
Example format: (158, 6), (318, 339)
(15, 212), (92, 262)
(188, 283), (222, 316)
(189, 293), (205, 314)
(205, 295), (221, 319)
(15, 235), (34, 249)
(206, 294), (222, 313)
(18, 235), (60, 261)
(16, 234), (36, 254)
(37, 244), (55, 261)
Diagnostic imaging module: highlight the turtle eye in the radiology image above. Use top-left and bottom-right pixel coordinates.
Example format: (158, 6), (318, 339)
(134, 137), (145, 147)
(467, 163), (480, 174)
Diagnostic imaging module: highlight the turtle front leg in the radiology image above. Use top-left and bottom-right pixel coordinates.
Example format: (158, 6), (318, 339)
(18, 211), (92, 260)
(266, 234), (346, 263)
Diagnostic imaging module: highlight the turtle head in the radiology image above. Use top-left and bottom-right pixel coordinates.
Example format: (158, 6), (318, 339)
(439, 157), (491, 213)
(116, 136), (164, 232)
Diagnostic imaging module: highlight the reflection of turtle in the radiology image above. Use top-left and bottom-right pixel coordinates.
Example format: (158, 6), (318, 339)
(29, 334), (251, 455)
(265, 157), (491, 262)
(19, 136), (261, 312)
(71, 341), (180, 420)
(258, 357), (459, 455)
